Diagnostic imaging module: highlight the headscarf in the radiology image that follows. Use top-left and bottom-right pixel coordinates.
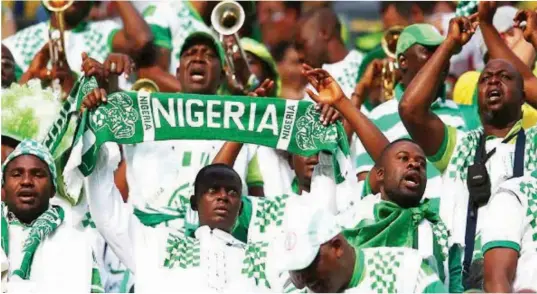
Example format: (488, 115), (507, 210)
(2, 139), (57, 191)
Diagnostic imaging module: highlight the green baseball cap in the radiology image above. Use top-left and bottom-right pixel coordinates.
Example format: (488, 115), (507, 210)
(180, 31), (226, 68)
(395, 24), (445, 57)
(240, 37), (281, 97)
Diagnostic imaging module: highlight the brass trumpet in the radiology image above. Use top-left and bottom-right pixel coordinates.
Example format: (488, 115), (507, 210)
(380, 26), (404, 101)
(211, 0), (253, 91)
(43, 0), (74, 67)
(131, 78), (160, 93)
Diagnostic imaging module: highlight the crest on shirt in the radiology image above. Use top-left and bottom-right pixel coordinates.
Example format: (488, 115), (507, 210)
(90, 92), (139, 139)
(284, 232), (297, 251)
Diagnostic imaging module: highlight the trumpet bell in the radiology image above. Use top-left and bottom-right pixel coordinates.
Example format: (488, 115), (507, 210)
(42, 0), (74, 12)
(131, 79), (160, 93)
(211, 0), (245, 36)
(381, 26), (404, 59)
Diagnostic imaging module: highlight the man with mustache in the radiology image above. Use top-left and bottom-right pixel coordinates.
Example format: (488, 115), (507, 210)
(398, 10), (537, 290)
(353, 22), (467, 206)
(272, 201), (446, 293)
(481, 170), (537, 292)
(299, 67), (463, 292)
(85, 143), (273, 291)
(1, 140), (102, 292)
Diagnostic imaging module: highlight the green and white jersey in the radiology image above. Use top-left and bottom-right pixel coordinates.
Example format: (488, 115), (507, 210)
(159, 226), (273, 292)
(123, 140), (262, 231)
(2, 20), (120, 77)
(142, 2), (213, 74)
(346, 247), (446, 293)
(430, 121), (537, 259)
(481, 173), (537, 291)
(353, 84), (467, 204)
(337, 194), (463, 292)
(304, 50), (364, 102)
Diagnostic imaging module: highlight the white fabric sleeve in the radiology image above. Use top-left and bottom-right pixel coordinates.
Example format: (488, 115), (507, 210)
(309, 152), (338, 214)
(84, 143), (143, 273)
(481, 187), (524, 254)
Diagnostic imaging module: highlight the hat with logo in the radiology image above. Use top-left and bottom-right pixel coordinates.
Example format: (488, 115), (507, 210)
(275, 199), (342, 272)
(396, 24), (445, 57)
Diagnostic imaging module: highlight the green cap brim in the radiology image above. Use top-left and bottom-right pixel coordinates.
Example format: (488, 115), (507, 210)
(396, 24), (445, 57)
(180, 31), (226, 68)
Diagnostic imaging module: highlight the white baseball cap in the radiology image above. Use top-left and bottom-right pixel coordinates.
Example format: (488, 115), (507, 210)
(477, 6), (519, 57)
(274, 199), (342, 273)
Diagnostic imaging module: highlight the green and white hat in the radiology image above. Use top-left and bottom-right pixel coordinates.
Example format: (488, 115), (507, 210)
(275, 199), (342, 272)
(2, 139), (58, 191)
(396, 24), (445, 57)
(240, 37), (281, 97)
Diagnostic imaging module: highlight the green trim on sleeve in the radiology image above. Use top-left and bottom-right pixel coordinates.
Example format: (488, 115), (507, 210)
(246, 153), (264, 187)
(14, 62), (23, 81)
(482, 240), (521, 254)
(107, 28), (120, 52)
(428, 124), (458, 173)
(149, 24), (172, 50)
(423, 280), (448, 293)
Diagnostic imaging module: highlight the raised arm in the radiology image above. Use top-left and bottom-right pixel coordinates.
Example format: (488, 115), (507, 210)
(137, 65), (182, 93)
(514, 9), (537, 50)
(480, 2), (537, 109)
(111, 1), (153, 59)
(84, 143), (137, 272)
(399, 17), (476, 156)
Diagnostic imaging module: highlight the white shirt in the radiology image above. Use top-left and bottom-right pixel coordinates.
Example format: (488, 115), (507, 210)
(481, 175), (537, 291)
(3, 20), (120, 77)
(303, 49), (364, 102)
(85, 144), (271, 292)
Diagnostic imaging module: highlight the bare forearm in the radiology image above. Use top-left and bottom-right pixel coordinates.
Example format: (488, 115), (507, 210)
(212, 142), (244, 166)
(138, 66), (181, 92)
(483, 277), (512, 293)
(114, 1), (153, 53)
(336, 98), (388, 163)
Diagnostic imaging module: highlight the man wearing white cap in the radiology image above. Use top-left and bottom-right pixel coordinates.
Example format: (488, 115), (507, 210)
(270, 201), (446, 293)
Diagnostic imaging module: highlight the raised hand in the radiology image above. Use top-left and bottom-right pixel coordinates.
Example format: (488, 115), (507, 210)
(248, 79), (274, 97)
(353, 58), (386, 108)
(27, 42), (52, 80)
(104, 53), (136, 79)
(81, 52), (105, 82)
(302, 64), (343, 125)
(513, 9), (537, 45)
(446, 16), (478, 52)
(80, 88), (108, 113)
(478, 1), (497, 24)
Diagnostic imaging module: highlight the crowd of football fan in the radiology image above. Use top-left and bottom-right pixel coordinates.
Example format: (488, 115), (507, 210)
(1, 1), (537, 293)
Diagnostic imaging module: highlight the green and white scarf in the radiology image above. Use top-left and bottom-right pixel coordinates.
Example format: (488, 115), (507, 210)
(64, 78), (351, 195)
(0, 203), (65, 280)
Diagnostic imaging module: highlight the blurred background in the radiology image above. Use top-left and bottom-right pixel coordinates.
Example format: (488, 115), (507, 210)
(5, 1), (535, 52)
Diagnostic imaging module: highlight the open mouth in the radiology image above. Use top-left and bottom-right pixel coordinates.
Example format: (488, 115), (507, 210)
(214, 206), (229, 216)
(486, 88), (503, 104)
(402, 171), (421, 190)
(188, 64), (207, 83)
(18, 190), (37, 203)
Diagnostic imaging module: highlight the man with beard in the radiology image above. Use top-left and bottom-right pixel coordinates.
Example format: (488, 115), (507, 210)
(298, 67), (463, 292)
(1, 140), (103, 292)
(353, 23), (467, 204)
(2, 0), (152, 91)
(398, 13), (537, 289)
(86, 143), (274, 292)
